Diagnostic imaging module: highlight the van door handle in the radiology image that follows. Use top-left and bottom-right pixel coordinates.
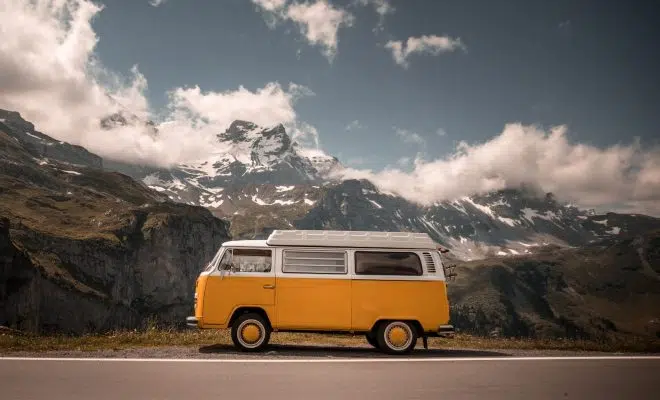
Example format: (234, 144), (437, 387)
(263, 284), (275, 289)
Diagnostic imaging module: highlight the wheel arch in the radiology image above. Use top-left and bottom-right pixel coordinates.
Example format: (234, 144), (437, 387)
(370, 319), (424, 337)
(228, 307), (272, 329)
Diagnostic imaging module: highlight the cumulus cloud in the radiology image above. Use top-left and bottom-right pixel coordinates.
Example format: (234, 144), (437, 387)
(436, 128), (447, 137)
(352, 0), (394, 32)
(252, 0), (288, 12)
(0, 0), (318, 167)
(385, 34), (466, 68)
(345, 119), (363, 131)
(330, 124), (660, 216)
(395, 127), (425, 145)
(252, 0), (354, 61)
(148, 0), (167, 7)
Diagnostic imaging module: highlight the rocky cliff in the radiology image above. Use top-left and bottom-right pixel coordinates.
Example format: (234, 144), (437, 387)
(0, 111), (230, 334)
(448, 230), (660, 341)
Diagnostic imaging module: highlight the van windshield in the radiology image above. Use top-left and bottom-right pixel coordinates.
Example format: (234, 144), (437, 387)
(203, 248), (223, 272)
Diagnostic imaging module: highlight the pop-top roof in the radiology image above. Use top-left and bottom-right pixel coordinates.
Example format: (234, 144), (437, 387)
(265, 230), (437, 249)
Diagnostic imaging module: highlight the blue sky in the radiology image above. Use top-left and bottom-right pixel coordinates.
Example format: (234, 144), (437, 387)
(1, 0), (659, 215)
(88, 0), (660, 170)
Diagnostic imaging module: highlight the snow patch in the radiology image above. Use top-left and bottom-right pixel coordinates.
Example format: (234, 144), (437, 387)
(521, 208), (560, 225)
(593, 219), (608, 226)
(203, 199), (225, 208)
(24, 131), (42, 141)
(607, 226), (621, 235)
(61, 170), (81, 175)
(276, 185), (295, 192)
(304, 198), (316, 206)
(251, 195), (268, 206)
(367, 199), (383, 209)
(498, 217), (517, 227)
(464, 197), (495, 218)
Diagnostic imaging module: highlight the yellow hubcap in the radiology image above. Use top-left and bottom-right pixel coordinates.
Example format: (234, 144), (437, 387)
(241, 323), (261, 344)
(387, 326), (409, 347)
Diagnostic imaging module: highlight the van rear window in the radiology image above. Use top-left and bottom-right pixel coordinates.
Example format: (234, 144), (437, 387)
(354, 251), (422, 276)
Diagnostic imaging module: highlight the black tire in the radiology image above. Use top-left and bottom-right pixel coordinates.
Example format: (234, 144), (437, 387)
(365, 332), (379, 349)
(230, 312), (271, 352)
(376, 321), (417, 355)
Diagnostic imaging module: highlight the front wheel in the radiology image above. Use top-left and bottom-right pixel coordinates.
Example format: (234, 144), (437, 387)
(230, 313), (271, 352)
(376, 321), (417, 355)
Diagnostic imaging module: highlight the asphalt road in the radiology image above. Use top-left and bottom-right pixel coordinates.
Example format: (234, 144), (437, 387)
(1, 356), (659, 399)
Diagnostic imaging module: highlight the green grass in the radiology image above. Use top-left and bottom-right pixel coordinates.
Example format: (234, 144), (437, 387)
(1, 327), (658, 353)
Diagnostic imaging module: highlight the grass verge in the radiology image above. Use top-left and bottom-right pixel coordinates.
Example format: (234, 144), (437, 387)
(1, 327), (658, 353)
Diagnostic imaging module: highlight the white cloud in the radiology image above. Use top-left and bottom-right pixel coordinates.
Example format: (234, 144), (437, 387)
(395, 127), (425, 145)
(352, 0), (394, 32)
(436, 128), (447, 137)
(385, 34), (466, 68)
(0, 0), (318, 168)
(148, 0), (167, 7)
(396, 156), (411, 167)
(345, 119), (363, 131)
(252, 0), (354, 61)
(330, 124), (660, 216)
(252, 0), (288, 12)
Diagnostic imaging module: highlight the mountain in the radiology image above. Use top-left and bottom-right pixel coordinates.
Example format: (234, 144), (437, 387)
(448, 229), (660, 341)
(0, 109), (230, 334)
(2, 108), (659, 342)
(96, 117), (660, 261)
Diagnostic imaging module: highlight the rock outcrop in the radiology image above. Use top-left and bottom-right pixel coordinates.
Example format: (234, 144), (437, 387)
(0, 111), (231, 334)
(447, 230), (660, 341)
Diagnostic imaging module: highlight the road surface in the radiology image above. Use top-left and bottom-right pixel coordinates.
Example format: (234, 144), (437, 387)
(1, 355), (658, 399)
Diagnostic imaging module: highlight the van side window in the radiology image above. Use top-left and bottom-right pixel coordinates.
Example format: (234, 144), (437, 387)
(220, 248), (272, 273)
(354, 251), (422, 276)
(283, 250), (347, 274)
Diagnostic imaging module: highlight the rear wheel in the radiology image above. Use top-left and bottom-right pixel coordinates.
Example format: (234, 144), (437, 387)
(230, 313), (271, 352)
(376, 321), (417, 355)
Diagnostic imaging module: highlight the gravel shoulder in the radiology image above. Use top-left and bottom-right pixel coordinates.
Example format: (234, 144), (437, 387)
(2, 343), (657, 360)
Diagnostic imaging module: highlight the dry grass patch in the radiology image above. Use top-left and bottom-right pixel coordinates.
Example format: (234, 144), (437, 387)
(1, 327), (658, 353)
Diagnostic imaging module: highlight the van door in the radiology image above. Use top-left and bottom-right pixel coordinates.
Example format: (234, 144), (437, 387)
(274, 248), (352, 330)
(202, 247), (276, 327)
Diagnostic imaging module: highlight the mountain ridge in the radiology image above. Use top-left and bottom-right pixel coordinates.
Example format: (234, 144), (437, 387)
(2, 107), (660, 341)
(3, 108), (659, 261)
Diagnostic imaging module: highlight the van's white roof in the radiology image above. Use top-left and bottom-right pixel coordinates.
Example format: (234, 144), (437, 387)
(221, 239), (268, 248)
(266, 229), (437, 249)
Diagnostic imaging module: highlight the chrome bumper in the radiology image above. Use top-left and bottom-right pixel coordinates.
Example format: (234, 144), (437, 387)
(437, 324), (455, 337)
(186, 316), (199, 328)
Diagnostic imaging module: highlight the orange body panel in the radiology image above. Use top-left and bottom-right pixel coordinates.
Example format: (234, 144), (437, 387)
(350, 279), (450, 332)
(201, 275), (276, 327)
(275, 277), (352, 330)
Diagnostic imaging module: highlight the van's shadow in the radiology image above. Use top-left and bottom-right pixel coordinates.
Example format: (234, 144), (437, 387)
(198, 343), (509, 358)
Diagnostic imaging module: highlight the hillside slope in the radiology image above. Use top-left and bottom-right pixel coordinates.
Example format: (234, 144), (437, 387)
(0, 111), (230, 334)
(448, 230), (660, 341)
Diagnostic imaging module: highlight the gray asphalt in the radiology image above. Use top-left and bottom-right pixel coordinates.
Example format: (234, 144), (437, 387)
(1, 357), (659, 399)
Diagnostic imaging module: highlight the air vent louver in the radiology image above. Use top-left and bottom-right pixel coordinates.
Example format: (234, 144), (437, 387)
(422, 252), (436, 273)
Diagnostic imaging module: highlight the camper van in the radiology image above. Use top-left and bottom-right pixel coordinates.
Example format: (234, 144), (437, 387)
(186, 230), (454, 354)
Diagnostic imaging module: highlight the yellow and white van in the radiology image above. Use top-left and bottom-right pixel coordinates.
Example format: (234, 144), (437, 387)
(186, 230), (454, 354)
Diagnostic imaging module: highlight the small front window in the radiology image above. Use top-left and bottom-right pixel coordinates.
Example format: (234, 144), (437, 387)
(219, 248), (272, 273)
